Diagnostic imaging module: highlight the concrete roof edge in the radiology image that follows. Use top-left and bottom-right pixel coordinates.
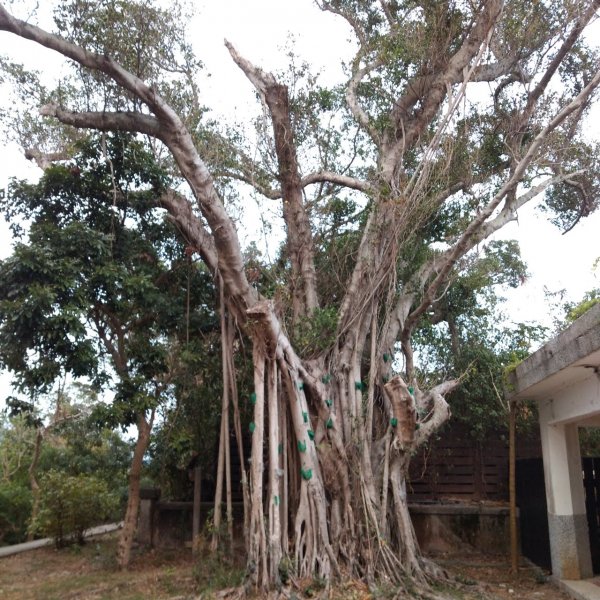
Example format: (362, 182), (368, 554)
(507, 303), (600, 398)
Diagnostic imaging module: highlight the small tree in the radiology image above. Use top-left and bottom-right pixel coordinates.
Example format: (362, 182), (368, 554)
(31, 470), (118, 547)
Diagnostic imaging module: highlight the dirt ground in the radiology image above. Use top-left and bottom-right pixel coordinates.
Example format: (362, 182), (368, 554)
(438, 553), (571, 600)
(0, 536), (573, 600)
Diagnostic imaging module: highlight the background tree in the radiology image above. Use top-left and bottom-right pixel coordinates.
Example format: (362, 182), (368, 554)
(1, 0), (599, 590)
(413, 240), (547, 438)
(0, 132), (218, 566)
(0, 385), (131, 546)
(0, 412), (35, 544)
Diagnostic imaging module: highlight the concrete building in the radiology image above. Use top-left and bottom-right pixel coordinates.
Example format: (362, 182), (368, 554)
(507, 302), (600, 583)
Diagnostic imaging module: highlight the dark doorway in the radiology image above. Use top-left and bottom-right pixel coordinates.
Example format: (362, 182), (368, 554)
(516, 458), (551, 570)
(582, 457), (600, 574)
(517, 457), (600, 574)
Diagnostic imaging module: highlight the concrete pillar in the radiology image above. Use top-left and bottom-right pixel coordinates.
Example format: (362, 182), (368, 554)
(539, 400), (592, 579)
(137, 488), (161, 547)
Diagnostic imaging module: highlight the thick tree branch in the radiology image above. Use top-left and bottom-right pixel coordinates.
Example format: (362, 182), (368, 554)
(476, 171), (585, 241)
(300, 170), (370, 193)
(346, 55), (385, 145)
(159, 189), (219, 275)
(401, 67), (600, 341)
(0, 5), (254, 314)
(39, 105), (162, 137)
(381, 0), (504, 181)
(24, 148), (71, 170)
(471, 56), (525, 83)
(413, 379), (459, 449)
(227, 41), (319, 318)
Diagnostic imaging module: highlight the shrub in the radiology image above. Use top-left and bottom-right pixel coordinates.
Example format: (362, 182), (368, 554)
(0, 482), (32, 545)
(31, 470), (118, 547)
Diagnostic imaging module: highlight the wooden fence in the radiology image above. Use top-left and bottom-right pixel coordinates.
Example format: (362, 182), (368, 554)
(407, 424), (541, 502)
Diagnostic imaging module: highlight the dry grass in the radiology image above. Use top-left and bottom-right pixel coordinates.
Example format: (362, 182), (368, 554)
(0, 534), (241, 600)
(0, 537), (572, 600)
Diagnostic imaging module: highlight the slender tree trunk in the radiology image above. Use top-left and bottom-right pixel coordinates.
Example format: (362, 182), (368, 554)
(279, 380), (289, 553)
(211, 407), (226, 550)
(248, 341), (267, 587)
(213, 281), (232, 550)
(267, 358), (282, 582)
(117, 411), (154, 570)
(225, 397), (233, 546)
(27, 427), (43, 541)
(229, 337), (249, 541)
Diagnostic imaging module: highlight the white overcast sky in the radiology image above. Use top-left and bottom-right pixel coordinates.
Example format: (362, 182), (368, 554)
(0, 0), (599, 400)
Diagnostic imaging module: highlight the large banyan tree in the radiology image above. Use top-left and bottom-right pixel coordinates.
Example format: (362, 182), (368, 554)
(1, 0), (599, 590)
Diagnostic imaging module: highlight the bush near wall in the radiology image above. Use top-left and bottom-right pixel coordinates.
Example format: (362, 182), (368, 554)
(31, 470), (118, 547)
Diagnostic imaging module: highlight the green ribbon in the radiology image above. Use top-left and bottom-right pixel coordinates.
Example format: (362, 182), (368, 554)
(300, 468), (313, 481)
(249, 422), (256, 433)
(307, 430), (315, 441)
(297, 440), (307, 453)
(326, 417), (334, 429)
(249, 392), (257, 404)
(390, 417), (398, 428)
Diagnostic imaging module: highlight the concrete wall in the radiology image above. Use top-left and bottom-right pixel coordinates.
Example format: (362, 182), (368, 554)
(409, 504), (512, 555)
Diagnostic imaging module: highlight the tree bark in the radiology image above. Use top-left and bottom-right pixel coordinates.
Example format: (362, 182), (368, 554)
(117, 411), (154, 570)
(248, 340), (267, 587)
(227, 42), (319, 321)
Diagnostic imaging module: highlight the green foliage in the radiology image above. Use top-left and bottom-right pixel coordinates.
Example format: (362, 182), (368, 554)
(0, 413), (35, 545)
(0, 133), (175, 397)
(31, 470), (119, 547)
(52, 0), (204, 128)
(292, 307), (339, 359)
(413, 239), (546, 438)
(0, 480), (32, 545)
(580, 428), (600, 457)
(40, 420), (132, 506)
(564, 289), (600, 323)
(0, 132), (220, 470)
(0, 388), (132, 546)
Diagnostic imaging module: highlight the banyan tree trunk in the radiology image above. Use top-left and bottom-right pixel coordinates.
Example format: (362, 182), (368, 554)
(239, 304), (454, 591)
